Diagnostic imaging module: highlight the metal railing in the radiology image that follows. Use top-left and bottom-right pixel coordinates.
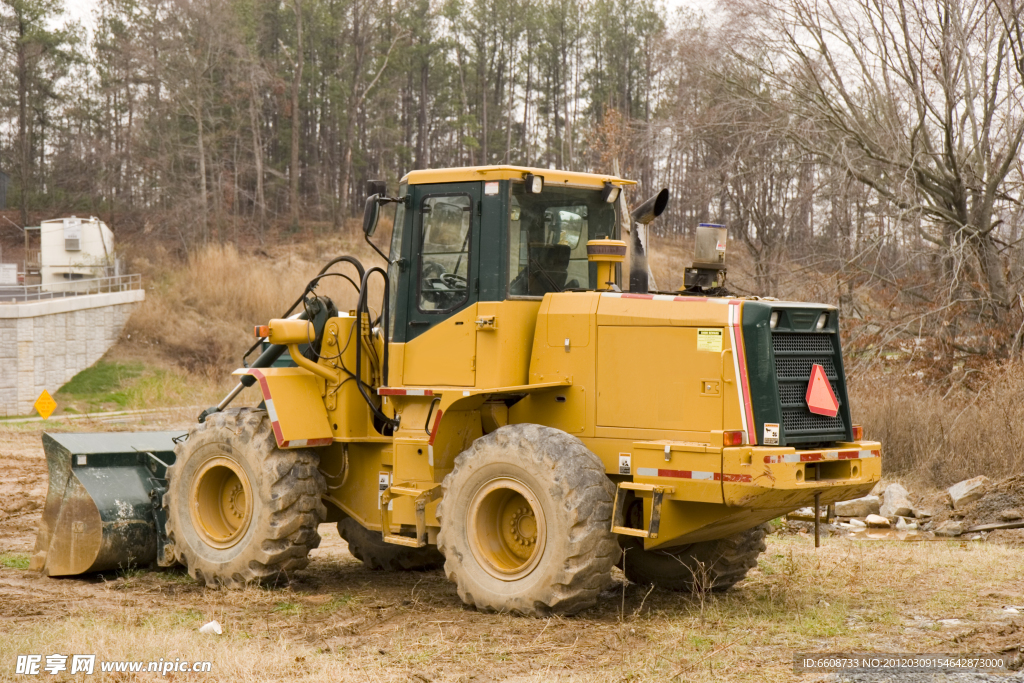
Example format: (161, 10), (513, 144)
(0, 273), (142, 303)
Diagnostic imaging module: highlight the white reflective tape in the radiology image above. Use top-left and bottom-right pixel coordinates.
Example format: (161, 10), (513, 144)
(602, 292), (623, 298)
(653, 294), (676, 301)
(691, 471), (715, 480)
(636, 467), (658, 477)
(289, 439), (308, 448)
(264, 398), (279, 423)
(784, 453), (801, 463)
(860, 449), (876, 458)
(727, 305), (750, 443)
(824, 450), (839, 460)
(428, 444), (434, 466)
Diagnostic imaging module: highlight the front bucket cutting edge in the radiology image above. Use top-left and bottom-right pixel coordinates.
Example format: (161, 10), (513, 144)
(31, 431), (185, 577)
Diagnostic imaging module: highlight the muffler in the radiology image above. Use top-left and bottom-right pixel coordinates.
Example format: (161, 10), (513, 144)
(31, 431), (183, 576)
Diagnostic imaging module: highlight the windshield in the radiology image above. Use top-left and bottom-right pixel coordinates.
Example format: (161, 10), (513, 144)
(508, 183), (619, 296)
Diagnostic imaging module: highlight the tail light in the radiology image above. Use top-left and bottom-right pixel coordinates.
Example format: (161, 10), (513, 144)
(723, 430), (744, 447)
(254, 325), (269, 338)
(851, 424), (864, 441)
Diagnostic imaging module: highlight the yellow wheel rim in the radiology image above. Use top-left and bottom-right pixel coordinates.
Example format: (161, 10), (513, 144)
(468, 477), (546, 581)
(190, 457), (253, 549)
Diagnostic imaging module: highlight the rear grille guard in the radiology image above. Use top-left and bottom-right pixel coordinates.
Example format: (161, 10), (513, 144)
(771, 332), (847, 440)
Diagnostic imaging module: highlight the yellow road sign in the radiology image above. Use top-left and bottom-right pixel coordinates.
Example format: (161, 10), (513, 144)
(34, 390), (57, 419)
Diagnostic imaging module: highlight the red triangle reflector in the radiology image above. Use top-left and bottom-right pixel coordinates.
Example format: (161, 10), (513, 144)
(805, 364), (839, 417)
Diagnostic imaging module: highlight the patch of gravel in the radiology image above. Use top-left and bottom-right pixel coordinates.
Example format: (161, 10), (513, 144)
(829, 673), (1024, 683)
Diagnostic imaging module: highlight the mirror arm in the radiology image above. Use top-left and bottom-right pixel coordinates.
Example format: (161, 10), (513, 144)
(365, 229), (390, 262)
(363, 195), (405, 263)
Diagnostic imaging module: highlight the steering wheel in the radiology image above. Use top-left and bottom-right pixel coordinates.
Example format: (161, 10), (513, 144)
(440, 273), (467, 289)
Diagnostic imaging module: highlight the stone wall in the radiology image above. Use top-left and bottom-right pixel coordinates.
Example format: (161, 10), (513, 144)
(0, 290), (145, 416)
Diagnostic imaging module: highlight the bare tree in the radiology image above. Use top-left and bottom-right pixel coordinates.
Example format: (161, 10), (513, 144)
(748, 0), (1024, 325)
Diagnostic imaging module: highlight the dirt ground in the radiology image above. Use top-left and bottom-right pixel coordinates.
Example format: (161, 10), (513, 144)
(2, 423), (1024, 682)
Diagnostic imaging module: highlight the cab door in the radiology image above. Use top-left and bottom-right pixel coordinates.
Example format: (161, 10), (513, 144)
(402, 182), (481, 386)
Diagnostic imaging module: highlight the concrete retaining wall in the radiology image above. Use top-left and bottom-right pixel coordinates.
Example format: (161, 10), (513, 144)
(0, 289), (145, 416)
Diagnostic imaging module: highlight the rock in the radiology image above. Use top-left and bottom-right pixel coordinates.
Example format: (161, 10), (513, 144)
(865, 514), (891, 528)
(880, 483), (914, 518)
(848, 518), (867, 528)
(869, 481), (884, 497)
(835, 495), (880, 518)
(912, 506), (934, 518)
(787, 507), (826, 521)
(947, 476), (991, 509)
(934, 520), (964, 537)
(999, 509), (1023, 521)
(895, 517), (918, 531)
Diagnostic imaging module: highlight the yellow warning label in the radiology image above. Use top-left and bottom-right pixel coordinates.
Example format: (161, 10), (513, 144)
(696, 328), (723, 353)
(34, 390), (57, 419)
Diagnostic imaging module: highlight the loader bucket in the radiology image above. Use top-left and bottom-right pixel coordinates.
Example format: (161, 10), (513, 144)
(30, 431), (186, 577)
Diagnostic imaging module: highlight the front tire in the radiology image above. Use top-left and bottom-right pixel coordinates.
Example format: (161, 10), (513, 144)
(437, 424), (618, 616)
(165, 408), (327, 588)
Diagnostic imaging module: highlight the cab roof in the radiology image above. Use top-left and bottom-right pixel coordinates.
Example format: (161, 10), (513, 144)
(400, 165), (637, 188)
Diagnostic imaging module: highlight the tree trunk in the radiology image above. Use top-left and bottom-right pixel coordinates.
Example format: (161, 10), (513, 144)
(249, 76), (266, 234)
(290, 0), (304, 227)
(17, 16), (29, 228)
(196, 101), (209, 245)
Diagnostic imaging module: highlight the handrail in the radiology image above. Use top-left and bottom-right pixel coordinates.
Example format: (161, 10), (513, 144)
(0, 273), (142, 303)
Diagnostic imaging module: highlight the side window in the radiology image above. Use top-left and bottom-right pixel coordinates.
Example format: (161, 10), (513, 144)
(418, 194), (472, 312)
(386, 188), (407, 338)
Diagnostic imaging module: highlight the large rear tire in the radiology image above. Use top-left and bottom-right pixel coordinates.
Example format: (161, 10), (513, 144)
(621, 524), (769, 592)
(338, 518), (444, 571)
(437, 424), (618, 616)
(165, 407), (327, 588)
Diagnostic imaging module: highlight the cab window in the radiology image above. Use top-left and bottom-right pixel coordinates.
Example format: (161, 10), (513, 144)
(418, 194), (472, 312)
(508, 183), (618, 296)
(386, 185), (407, 337)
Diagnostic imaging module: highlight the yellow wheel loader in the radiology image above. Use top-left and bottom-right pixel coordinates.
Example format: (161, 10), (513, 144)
(32, 166), (881, 616)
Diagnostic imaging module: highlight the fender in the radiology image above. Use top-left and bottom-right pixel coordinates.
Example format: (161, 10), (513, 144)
(235, 368), (334, 448)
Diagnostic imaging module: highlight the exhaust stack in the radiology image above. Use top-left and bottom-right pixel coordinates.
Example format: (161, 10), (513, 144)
(628, 189), (669, 294)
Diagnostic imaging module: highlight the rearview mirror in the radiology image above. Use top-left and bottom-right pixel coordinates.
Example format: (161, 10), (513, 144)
(363, 195), (381, 237)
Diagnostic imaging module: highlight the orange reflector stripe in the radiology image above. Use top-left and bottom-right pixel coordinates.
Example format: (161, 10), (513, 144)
(255, 325), (269, 338)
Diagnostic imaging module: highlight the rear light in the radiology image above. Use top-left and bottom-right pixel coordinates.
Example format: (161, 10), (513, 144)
(254, 325), (269, 338)
(851, 424), (864, 441)
(723, 430), (744, 447)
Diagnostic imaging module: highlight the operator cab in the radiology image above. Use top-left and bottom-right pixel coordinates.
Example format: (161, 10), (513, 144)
(366, 166), (633, 343)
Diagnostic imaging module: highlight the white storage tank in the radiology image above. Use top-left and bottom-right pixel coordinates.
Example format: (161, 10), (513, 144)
(39, 216), (116, 289)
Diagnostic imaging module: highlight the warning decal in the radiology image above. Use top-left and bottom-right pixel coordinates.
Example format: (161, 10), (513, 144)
(763, 423), (780, 446)
(378, 472), (392, 509)
(618, 453), (632, 475)
(697, 328), (723, 353)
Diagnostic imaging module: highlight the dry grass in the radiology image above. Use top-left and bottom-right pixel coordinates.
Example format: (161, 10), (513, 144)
(2, 533), (1021, 682)
(849, 365), (1024, 488)
(121, 236), (386, 377)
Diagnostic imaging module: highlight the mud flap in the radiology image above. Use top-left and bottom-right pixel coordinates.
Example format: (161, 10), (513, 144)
(31, 431), (184, 577)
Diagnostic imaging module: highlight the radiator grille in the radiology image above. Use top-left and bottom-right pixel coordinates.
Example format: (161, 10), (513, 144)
(772, 331), (846, 441)
(772, 333), (833, 354)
